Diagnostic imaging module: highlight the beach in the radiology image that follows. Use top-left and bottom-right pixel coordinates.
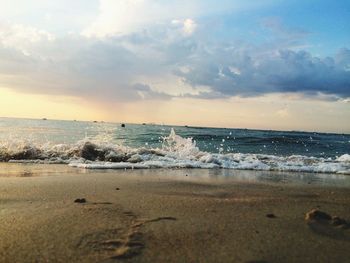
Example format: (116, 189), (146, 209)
(2, 0), (350, 262)
(1, 163), (350, 263)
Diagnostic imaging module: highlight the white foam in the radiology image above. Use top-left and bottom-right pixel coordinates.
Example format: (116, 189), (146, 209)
(69, 162), (147, 169)
(1, 129), (349, 174)
(337, 154), (350, 162)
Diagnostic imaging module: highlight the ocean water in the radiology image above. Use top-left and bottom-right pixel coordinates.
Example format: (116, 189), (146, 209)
(0, 117), (349, 174)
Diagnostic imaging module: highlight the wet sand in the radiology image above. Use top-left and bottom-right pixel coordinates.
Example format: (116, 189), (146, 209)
(1, 163), (350, 263)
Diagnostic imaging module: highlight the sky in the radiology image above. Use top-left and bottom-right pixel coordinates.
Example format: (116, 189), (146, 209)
(0, 0), (349, 133)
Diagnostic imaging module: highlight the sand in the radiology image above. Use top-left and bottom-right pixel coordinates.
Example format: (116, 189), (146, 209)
(1, 163), (350, 263)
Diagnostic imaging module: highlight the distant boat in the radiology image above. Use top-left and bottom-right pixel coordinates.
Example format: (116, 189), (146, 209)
(121, 123), (125, 127)
(42, 118), (47, 120)
(142, 123), (146, 125)
(93, 121), (98, 123)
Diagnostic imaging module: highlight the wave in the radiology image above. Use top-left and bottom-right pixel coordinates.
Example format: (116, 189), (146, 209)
(1, 129), (349, 174)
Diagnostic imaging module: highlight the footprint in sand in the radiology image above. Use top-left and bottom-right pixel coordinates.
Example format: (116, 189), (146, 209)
(107, 216), (177, 259)
(305, 209), (350, 242)
(76, 203), (177, 260)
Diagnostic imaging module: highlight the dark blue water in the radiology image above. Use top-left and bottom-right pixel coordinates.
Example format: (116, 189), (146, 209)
(116, 125), (350, 158)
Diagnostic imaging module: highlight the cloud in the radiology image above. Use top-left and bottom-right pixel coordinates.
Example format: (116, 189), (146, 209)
(176, 46), (350, 99)
(182, 19), (198, 36)
(133, 83), (172, 100)
(171, 19), (198, 36)
(0, 23), (178, 102)
(0, 13), (349, 105)
(82, 0), (278, 38)
(82, 0), (198, 37)
(0, 0), (97, 34)
(0, 23), (55, 54)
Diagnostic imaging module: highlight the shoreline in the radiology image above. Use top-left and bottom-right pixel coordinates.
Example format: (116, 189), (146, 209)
(1, 162), (350, 187)
(1, 164), (350, 262)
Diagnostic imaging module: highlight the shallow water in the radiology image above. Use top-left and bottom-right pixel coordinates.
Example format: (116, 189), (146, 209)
(1, 163), (350, 188)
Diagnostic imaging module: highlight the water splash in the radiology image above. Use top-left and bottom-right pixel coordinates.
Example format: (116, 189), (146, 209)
(162, 128), (200, 158)
(0, 129), (349, 174)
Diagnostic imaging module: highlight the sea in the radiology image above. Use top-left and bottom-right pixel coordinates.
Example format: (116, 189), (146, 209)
(0, 117), (349, 174)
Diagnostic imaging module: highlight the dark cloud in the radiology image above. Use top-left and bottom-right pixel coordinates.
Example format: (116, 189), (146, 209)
(176, 47), (350, 99)
(133, 83), (172, 100)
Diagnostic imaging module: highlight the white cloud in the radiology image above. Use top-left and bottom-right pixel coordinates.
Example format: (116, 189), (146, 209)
(0, 0), (97, 36)
(183, 19), (197, 36)
(0, 23), (55, 45)
(82, 0), (271, 38)
(82, 0), (197, 37)
(171, 18), (198, 36)
(0, 23), (55, 56)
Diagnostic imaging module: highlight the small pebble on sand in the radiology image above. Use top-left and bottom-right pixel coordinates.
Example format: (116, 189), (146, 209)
(74, 198), (86, 203)
(266, 213), (276, 218)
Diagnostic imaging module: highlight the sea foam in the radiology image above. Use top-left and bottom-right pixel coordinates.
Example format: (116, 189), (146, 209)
(1, 129), (349, 174)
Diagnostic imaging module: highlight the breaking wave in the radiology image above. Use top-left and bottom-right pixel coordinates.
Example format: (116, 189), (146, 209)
(1, 129), (349, 174)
